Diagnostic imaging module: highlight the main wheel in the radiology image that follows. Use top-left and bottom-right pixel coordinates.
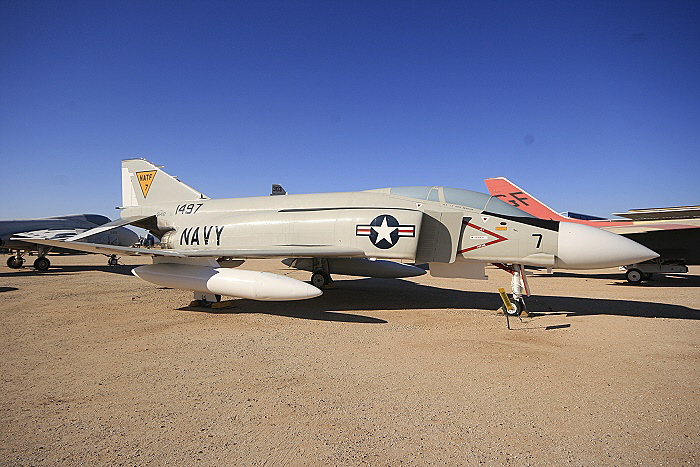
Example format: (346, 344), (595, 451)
(311, 270), (331, 288)
(7, 256), (24, 269)
(108, 256), (119, 266)
(33, 257), (50, 271)
(625, 268), (643, 284)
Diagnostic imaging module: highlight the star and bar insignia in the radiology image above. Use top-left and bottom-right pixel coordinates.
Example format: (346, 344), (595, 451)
(356, 214), (415, 249)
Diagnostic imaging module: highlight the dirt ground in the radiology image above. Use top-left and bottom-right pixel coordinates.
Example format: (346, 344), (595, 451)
(1, 254), (698, 465)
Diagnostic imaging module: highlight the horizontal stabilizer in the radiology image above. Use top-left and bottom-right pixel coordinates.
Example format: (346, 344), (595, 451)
(66, 215), (154, 241)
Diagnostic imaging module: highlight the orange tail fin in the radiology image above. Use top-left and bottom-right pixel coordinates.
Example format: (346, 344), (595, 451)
(484, 177), (568, 221)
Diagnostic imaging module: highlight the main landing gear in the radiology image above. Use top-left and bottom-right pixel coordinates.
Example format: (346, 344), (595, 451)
(189, 292), (222, 308)
(310, 258), (333, 288)
(33, 256), (51, 271)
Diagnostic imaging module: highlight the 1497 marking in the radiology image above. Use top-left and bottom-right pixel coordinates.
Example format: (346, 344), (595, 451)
(176, 203), (203, 215)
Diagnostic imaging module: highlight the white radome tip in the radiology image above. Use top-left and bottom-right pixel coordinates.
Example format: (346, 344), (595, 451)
(556, 222), (659, 269)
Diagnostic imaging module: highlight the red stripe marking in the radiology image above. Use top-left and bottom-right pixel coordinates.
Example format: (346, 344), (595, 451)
(458, 222), (508, 254)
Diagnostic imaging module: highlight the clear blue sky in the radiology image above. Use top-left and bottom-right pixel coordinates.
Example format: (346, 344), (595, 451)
(1, 0), (699, 219)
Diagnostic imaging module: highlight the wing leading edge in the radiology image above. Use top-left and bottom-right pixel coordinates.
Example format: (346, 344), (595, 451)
(16, 238), (366, 259)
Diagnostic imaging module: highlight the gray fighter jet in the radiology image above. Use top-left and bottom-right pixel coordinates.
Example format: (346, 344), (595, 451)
(27, 159), (658, 314)
(2, 214), (139, 270)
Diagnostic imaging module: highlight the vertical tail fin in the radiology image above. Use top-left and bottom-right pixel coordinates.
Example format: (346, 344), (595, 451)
(121, 159), (208, 207)
(483, 177), (567, 221)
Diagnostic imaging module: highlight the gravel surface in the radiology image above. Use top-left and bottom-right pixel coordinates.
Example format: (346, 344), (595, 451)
(1, 255), (698, 465)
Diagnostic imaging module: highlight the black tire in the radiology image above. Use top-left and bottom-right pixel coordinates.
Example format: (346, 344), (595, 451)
(7, 256), (24, 269)
(33, 257), (50, 271)
(108, 257), (119, 266)
(311, 271), (330, 288)
(504, 298), (523, 316)
(625, 268), (643, 284)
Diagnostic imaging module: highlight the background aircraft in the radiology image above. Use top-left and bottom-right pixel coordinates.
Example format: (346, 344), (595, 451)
(484, 177), (700, 283)
(27, 159), (657, 315)
(1, 214), (139, 270)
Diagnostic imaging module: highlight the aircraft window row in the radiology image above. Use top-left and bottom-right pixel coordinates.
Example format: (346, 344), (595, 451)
(443, 187), (535, 217)
(389, 186), (442, 202)
(442, 187), (492, 210)
(428, 188), (440, 202)
(390, 185), (533, 217)
(482, 196), (535, 218)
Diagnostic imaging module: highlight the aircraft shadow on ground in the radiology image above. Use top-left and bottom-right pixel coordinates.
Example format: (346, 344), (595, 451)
(541, 272), (700, 288)
(181, 278), (700, 322)
(0, 264), (137, 278)
(0, 287), (19, 293)
(180, 304), (389, 324)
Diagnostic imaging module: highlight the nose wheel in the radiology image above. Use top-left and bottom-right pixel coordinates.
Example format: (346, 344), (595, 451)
(7, 255), (24, 269)
(625, 268), (644, 284)
(504, 297), (526, 316)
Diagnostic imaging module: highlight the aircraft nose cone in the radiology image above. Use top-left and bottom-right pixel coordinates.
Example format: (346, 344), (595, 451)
(556, 222), (659, 269)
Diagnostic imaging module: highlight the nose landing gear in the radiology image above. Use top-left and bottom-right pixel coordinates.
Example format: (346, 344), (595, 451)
(493, 263), (530, 317)
(7, 254), (24, 269)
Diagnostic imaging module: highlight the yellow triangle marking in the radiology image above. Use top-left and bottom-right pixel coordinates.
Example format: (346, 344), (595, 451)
(136, 170), (157, 198)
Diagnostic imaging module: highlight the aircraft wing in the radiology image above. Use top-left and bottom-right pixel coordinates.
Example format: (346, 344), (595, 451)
(613, 206), (700, 221)
(9, 238), (184, 256)
(11, 228), (88, 241)
(17, 238), (366, 259)
(603, 222), (700, 235)
(65, 215), (154, 241)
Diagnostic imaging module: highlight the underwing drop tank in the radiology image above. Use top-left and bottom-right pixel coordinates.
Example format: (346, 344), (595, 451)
(132, 264), (322, 301)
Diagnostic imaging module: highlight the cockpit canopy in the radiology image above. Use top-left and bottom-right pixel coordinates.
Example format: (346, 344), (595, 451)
(389, 186), (534, 218)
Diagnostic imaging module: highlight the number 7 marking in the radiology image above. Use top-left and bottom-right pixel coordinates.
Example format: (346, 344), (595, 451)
(532, 233), (542, 248)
